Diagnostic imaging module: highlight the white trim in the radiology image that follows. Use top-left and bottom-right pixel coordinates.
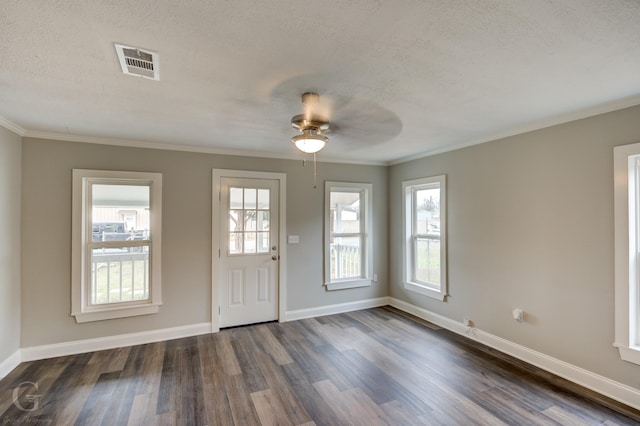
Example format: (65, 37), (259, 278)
(71, 169), (163, 323)
(73, 304), (159, 323)
(324, 181), (373, 290)
(0, 350), (21, 380)
(211, 169), (287, 332)
(13, 97), (640, 168)
(616, 345), (640, 364)
(22, 130), (385, 166)
(284, 297), (390, 322)
(389, 95), (640, 166)
(613, 142), (640, 365)
(402, 175), (447, 300)
(0, 115), (26, 136)
(20, 322), (212, 362)
(403, 281), (446, 301)
(326, 279), (372, 291)
(389, 297), (640, 411)
(7, 299), (640, 411)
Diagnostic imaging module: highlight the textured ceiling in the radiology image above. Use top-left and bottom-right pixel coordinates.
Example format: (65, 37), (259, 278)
(1, 0), (639, 164)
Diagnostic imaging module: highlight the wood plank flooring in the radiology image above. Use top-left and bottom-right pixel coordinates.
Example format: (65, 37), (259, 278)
(1, 307), (639, 425)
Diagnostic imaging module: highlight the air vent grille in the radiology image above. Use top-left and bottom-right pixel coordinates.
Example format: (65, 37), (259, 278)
(115, 43), (159, 81)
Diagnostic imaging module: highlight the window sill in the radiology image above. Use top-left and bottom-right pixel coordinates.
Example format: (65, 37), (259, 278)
(73, 304), (160, 323)
(325, 279), (372, 291)
(403, 281), (446, 301)
(615, 343), (640, 365)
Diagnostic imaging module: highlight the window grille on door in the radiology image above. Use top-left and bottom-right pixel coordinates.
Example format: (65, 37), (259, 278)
(228, 187), (270, 254)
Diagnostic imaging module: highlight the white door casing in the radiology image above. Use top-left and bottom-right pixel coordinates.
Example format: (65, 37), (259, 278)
(220, 177), (278, 327)
(212, 170), (287, 331)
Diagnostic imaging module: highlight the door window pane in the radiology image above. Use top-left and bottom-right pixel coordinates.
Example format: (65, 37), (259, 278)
(245, 210), (257, 231)
(230, 188), (243, 209)
(228, 186), (272, 255)
(229, 233), (243, 254)
(258, 211), (270, 231)
(230, 210), (243, 232)
(258, 189), (270, 209)
(244, 232), (256, 254)
(244, 188), (257, 209)
(257, 232), (269, 253)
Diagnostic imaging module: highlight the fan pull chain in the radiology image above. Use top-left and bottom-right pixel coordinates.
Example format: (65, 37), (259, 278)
(300, 152), (318, 189)
(313, 153), (318, 189)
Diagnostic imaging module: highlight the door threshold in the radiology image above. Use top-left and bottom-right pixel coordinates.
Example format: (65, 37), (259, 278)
(220, 319), (278, 330)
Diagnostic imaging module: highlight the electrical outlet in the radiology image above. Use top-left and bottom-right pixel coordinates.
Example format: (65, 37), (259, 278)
(373, 274), (378, 282)
(512, 308), (524, 322)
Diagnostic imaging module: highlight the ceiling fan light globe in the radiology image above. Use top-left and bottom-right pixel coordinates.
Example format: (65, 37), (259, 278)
(291, 134), (327, 154)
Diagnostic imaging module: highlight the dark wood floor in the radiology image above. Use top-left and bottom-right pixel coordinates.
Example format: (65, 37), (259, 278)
(1, 307), (639, 425)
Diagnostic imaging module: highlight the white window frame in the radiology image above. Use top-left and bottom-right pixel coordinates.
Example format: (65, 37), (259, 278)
(324, 181), (373, 291)
(402, 175), (447, 301)
(71, 169), (162, 323)
(614, 143), (640, 365)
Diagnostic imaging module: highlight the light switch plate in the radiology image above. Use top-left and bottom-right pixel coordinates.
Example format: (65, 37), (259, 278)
(288, 235), (299, 244)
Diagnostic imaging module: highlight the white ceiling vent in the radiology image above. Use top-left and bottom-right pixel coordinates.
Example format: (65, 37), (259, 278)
(114, 43), (159, 81)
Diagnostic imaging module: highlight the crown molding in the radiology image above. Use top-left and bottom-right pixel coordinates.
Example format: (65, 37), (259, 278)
(10, 94), (640, 167)
(0, 115), (26, 136)
(388, 95), (640, 166)
(21, 130), (386, 166)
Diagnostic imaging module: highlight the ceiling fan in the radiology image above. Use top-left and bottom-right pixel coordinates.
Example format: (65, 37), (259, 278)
(286, 89), (403, 187)
(289, 92), (331, 188)
(287, 89), (403, 153)
(290, 92), (330, 154)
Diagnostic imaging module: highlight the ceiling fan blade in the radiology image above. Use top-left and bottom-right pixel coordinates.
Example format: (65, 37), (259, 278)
(274, 74), (403, 150)
(327, 99), (403, 149)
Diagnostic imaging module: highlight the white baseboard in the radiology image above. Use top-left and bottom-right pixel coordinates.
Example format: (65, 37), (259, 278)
(284, 296), (390, 322)
(21, 322), (212, 362)
(0, 350), (21, 380)
(9, 299), (640, 412)
(389, 297), (640, 412)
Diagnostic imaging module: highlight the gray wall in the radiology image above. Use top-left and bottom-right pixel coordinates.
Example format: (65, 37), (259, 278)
(0, 127), (21, 364)
(16, 104), (640, 389)
(389, 104), (640, 388)
(20, 139), (388, 347)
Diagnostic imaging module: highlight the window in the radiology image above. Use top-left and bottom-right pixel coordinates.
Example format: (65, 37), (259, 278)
(402, 175), (447, 300)
(228, 187), (271, 254)
(72, 170), (162, 323)
(324, 182), (373, 290)
(614, 143), (640, 365)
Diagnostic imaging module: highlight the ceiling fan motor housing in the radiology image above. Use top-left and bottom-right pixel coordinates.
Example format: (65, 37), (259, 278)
(291, 92), (330, 133)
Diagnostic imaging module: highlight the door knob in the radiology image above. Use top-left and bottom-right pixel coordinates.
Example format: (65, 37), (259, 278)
(271, 245), (277, 251)
(272, 255), (278, 261)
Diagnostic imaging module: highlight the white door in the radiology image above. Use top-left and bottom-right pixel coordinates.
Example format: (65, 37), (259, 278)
(219, 177), (279, 327)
